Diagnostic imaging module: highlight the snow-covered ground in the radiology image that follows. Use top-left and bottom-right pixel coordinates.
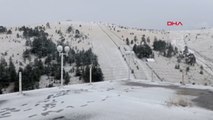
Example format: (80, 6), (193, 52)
(0, 79), (213, 120)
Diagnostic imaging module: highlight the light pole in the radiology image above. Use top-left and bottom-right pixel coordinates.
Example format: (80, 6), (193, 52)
(57, 45), (70, 87)
(19, 69), (22, 94)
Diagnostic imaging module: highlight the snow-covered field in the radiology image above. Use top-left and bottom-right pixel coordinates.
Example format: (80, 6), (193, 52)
(0, 79), (213, 120)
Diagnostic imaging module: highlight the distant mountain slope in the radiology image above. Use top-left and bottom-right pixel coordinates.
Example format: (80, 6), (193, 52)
(0, 21), (213, 91)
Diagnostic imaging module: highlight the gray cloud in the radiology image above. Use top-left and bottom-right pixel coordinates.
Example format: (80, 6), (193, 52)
(0, 0), (212, 29)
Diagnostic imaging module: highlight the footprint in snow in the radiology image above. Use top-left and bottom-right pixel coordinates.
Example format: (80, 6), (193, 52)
(1, 112), (10, 116)
(56, 109), (63, 113)
(87, 101), (95, 103)
(28, 114), (37, 118)
(0, 115), (11, 118)
(41, 109), (64, 116)
(52, 116), (65, 120)
(21, 103), (28, 106)
(0, 111), (6, 114)
(35, 103), (39, 106)
(23, 108), (32, 111)
(80, 104), (88, 107)
(1, 108), (20, 113)
(106, 88), (114, 91)
(46, 94), (54, 99)
(41, 112), (49, 116)
(102, 96), (109, 101)
(66, 106), (74, 108)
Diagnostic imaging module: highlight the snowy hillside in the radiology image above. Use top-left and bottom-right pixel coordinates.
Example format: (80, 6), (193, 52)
(0, 80), (213, 120)
(0, 21), (213, 120)
(104, 25), (213, 86)
(0, 21), (167, 89)
(1, 21), (213, 95)
(169, 29), (213, 85)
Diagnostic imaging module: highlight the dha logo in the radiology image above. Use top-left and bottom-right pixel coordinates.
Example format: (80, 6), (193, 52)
(167, 21), (183, 26)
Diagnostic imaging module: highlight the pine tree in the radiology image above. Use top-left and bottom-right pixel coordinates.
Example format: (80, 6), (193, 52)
(183, 46), (188, 55)
(46, 22), (50, 29)
(45, 55), (52, 65)
(0, 58), (9, 87)
(147, 37), (150, 44)
(0, 26), (7, 33)
(75, 67), (81, 76)
(67, 26), (73, 33)
(92, 66), (103, 82)
(134, 44), (153, 58)
(134, 36), (137, 42)
(34, 59), (44, 75)
(25, 40), (31, 46)
(64, 72), (70, 85)
(7, 29), (12, 34)
(166, 43), (174, 57)
(8, 57), (17, 82)
(133, 44), (137, 53)
(126, 38), (130, 45)
(82, 66), (103, 83)
(186, 66), (190, 74)
(22, 64), (34, 90)
(153, 40), (166, 52)
(141, 35), (146, 43)
(23, 49), (31, 62)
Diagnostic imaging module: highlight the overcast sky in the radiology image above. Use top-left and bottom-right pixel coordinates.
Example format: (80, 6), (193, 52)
(0, 0), (212, 30)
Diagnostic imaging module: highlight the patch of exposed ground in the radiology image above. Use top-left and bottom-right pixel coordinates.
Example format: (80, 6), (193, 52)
(125, 81), (213, 111)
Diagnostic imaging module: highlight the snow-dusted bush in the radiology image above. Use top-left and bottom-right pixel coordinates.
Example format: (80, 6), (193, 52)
(67, 26), (73, 33)
(175, 64), (180, 69)
(0, 26), (7, 33)
(166, 95), (192, 107)
(133, 44), (153, 58)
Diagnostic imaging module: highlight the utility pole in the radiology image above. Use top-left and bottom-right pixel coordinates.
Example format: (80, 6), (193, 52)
(19, 71), (22, 94)
(60, 53), (64, 87)
(90, 64), (92, 84)
(128, 53), (131, 80)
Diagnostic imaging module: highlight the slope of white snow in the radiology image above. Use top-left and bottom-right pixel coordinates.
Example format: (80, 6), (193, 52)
(84, 23), (129, 80)
(0, 80), (213, 120)
(99, 24), (148, 80)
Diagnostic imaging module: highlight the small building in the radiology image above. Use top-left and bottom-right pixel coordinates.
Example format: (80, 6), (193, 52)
(146, 58), (155, 62)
